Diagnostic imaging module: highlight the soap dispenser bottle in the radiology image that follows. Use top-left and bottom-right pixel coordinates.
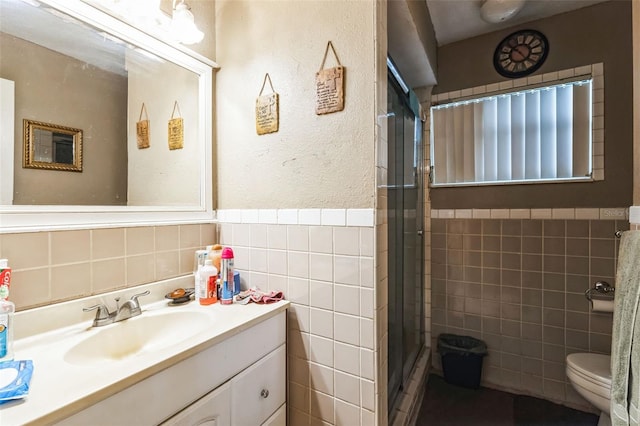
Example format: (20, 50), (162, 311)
(0, 259), (15, 361)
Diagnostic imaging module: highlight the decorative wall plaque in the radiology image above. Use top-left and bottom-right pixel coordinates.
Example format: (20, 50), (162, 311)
(315, 41), (345, 115)
(168, 101), (184, 150)
(255, 73), (279, 135)
(136, 103), (150, 149)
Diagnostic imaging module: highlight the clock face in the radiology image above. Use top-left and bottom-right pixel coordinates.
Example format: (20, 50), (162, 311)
(493, 30), (549, 78)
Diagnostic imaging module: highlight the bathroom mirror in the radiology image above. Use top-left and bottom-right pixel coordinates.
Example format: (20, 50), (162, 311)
(23, 120), (83, 172)
(0, 0), (216, 230)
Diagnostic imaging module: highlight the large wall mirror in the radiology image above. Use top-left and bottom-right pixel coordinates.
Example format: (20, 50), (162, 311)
(0, 0), (216, 231)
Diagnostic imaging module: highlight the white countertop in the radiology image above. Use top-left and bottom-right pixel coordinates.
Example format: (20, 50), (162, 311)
(0, 282), (289, 426)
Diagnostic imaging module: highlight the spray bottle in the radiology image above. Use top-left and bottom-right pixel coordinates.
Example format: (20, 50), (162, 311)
(220, 247), (234, 305)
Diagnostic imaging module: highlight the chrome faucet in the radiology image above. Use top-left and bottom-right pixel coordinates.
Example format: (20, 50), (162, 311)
(83, 290), (150, 327)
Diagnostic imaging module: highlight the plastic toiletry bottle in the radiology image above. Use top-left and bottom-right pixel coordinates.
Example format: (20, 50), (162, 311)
(198, 259), (218, 305)
(208, 244), (223, 271)
(0, 259), (15, 361)
(220, 247), (235, 305)
(193, 249), (208, 303)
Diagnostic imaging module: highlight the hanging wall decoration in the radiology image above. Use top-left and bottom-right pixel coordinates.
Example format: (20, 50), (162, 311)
(315, 41), (345, 115)
(255, 73), (279, 135)
(168, 101), (184, 150)
(136, 103), (150, 149)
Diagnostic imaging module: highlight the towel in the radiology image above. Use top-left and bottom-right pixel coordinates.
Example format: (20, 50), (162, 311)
(235, 287), (284, 305)
(631, 296), (640, 425)
(611, 231), (640, 426)
(631, 318), (640, 426)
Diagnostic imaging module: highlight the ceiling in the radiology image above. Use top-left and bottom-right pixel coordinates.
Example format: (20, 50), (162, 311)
(388, 0), (611, 89)
(426, 0), (610, 46)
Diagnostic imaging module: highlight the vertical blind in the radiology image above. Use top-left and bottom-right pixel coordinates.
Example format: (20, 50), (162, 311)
(430, 80), (592, 186)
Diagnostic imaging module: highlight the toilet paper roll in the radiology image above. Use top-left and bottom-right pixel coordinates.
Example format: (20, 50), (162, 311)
(591, 298), (614, 313)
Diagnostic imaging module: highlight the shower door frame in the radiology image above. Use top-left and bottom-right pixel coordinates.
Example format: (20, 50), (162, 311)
(387, 60), (425, 414)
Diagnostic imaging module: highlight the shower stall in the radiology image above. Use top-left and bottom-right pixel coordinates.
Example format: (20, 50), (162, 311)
(387, 59), (425, 413)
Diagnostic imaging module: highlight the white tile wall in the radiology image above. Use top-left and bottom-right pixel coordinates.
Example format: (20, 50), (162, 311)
(217, 221), (376, 425)
(217, 209), (375, 227)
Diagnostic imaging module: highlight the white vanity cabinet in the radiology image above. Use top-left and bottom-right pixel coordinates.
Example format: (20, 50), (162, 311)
(57, 310), (286, 426)
(163, 344), (286, 426)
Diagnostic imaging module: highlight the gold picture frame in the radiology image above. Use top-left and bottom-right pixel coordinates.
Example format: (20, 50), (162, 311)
(23, 119), (83, 172)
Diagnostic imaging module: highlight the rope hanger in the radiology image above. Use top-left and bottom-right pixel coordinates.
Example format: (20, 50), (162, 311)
(258, 73), (276, 96)
(318, 41), (342, 71)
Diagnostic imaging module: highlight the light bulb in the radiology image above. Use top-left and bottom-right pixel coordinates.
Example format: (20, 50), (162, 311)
(124, 0), (161, 20)
(171, 1), (204, 44)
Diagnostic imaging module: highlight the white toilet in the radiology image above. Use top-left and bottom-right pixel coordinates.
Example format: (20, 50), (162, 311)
(566, 353), (612, 426)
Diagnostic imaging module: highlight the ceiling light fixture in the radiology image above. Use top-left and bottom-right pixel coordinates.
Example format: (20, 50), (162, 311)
(171, 0), (204, 45)
(125, 0), (160, 21)
(480, 0), (526, 23)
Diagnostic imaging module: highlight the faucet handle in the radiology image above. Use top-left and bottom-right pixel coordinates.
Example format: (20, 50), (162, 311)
(83, 304), (113, 326)
(83, 304), (110, 320)
(130, 290), (150, 308)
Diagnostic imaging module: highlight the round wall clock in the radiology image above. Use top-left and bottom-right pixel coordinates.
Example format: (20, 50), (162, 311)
(493, 29), (549, 78)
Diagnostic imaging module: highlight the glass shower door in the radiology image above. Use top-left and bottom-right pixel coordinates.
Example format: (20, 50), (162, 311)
(387, 70), (424, 412)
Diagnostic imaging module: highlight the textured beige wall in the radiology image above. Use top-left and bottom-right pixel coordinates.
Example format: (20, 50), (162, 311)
(214, 0), (376, 209)
(0, 34), (128, 205)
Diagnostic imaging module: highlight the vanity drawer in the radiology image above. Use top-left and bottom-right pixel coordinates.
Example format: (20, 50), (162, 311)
(161, 382), (231, 426)
(231, 344), (286, 426)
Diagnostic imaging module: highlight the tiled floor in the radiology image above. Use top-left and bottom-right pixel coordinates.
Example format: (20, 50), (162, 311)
(415, 374), (599, 426)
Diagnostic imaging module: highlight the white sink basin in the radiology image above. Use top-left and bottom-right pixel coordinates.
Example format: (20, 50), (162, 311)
(64, 310), (210, 366)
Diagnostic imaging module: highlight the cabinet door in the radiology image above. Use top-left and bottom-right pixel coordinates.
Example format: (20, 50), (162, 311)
(161, 382), (231, 426)
(231, 344), (286, 426)
(261, 404), (286, 426)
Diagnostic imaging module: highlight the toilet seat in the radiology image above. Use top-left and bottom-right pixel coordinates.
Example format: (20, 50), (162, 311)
(566, 353), (611, 413)
(567, 353), (611, 388)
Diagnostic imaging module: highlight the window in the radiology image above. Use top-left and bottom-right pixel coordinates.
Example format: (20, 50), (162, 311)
(429, 65), (603, 187)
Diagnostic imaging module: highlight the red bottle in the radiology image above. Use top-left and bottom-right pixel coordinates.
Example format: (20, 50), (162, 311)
(220, 247), (235, 305)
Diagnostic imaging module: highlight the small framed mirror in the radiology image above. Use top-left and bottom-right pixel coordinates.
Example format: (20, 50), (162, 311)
(23, 119), (83, 172)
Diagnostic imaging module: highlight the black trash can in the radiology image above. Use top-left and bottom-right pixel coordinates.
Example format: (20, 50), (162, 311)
(437, 333), (488, 389)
